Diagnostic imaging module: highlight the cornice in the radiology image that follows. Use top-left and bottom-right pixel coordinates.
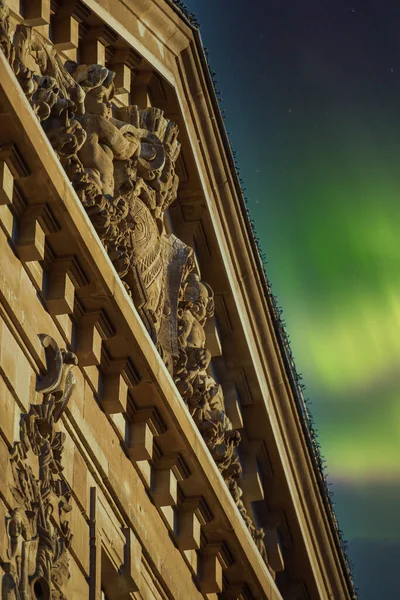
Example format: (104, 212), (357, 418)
(0, 50), (282, 600)
(0, 0), (355, 595)
(176, 18), (357, 600)
(80, 0), (355, 594)
(83, 0), (194, 55)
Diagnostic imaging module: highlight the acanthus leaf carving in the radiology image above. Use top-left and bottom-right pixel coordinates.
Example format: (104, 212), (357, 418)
(0, 4), (268, 564)
(2, 335), (78, 600)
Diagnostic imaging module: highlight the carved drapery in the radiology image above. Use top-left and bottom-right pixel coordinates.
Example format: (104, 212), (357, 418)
(1, 335), (78, 600)
(0, 4), (267, 562)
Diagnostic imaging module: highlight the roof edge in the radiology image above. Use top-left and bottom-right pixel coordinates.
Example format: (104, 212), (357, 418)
(166, 1), (357, 597)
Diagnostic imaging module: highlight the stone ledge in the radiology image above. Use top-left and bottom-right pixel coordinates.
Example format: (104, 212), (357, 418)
(0, 50), (281, 600)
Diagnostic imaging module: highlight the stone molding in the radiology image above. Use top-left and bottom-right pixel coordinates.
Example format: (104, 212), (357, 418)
(0, 44), (281, 598)
(0, 0), (356, 597)
(0, 0), (268, 571)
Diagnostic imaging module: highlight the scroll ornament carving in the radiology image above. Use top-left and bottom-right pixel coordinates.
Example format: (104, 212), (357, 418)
(0, 6), (179, 343)
(0, 4), (268, 563)
(1, 335), (78, 600)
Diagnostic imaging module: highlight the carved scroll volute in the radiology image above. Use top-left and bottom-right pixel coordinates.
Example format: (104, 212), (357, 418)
(0, 11), (181, 347)
(36, 334), (78, 421)
(2, 335), (78, 600)
(0, 2), (269, 565)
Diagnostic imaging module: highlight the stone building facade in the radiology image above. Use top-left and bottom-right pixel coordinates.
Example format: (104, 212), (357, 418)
(0, 1), (355, 599)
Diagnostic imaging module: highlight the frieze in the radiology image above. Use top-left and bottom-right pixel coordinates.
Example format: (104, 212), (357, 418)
(0, 1), (268, 564)
(1, 335), (78, 600)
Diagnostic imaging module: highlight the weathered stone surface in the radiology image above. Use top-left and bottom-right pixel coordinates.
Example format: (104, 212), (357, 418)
(1, 334), (78, 600)
(0, 2), (267, 562)
(0, 160), (13, 205)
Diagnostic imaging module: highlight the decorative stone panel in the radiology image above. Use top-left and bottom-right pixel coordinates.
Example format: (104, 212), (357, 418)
(0, 0), (268, 564)
(1, 334), (78, 600)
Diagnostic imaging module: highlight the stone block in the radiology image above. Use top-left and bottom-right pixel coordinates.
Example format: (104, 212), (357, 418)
(0, 323), (16, 392)
(98, 492), (125, 568)
(57, 419), (74, 486)
(74, 386), (109, 481)
(151, 468), (177, 507)
(136, 459), (151, 488)
(16, 352), (35, 411)
(0, 145), (29, 180)
(119, 527), (141, 593)
(265, 526), (285, 573)
(110, 412), (127, 441)
(161, 505), (175, 531)
(0, 205), (13, 237)
(73, 445), (88, 514)
(74, 321), (102, 367)
(0, 228), (21, 305)
(198, 553), (223, 594)
(223, 384), (244, 430)
(184, 548), (198, 575)
(116, 92), (130, 106)
(176, 509), (201, 550)
(6, 0), (21, 19)
(24, 260), (44, 289)
(83, 365), (100, 394)
(45, 270), (75, 315)
(55, 313), (73, 342)
(80, 40), (106, 66)
(132, 405), (166, 438)
(24, 0), (51, 26)
(241, 452), (264, 502)
(112, 63), (131, 95)
(0, 321), (33, 411)
(204, 316), (222, 357)
(128, 421), (153, 461)
(53, 15), (79, 51)
(70, 497), (90, 576)
(62, 48), (78, 62)
(0, 160), (13, 205)
(100, 372), (128, 414)
(15, 214), (45, 262)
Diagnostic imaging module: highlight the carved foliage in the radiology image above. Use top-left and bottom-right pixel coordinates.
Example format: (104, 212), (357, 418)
(0, 5), (267, 562)
(2, 336), (78, 600)
(0, 12), (180, 344)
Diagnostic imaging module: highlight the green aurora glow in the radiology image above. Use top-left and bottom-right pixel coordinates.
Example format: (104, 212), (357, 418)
(182, 0), (400, 596)
(263, 155), (400, 479)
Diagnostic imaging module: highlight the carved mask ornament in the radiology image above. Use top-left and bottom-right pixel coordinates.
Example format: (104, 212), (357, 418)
(0, 6), (268, 565)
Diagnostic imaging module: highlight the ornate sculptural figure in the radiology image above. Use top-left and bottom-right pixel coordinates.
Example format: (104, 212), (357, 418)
(0, 5), (268, 564)
(66, 62), (141, 197)
(2, 336), (77, 600)
(175, 269), (244, 484)
(175, 272), (213, 398)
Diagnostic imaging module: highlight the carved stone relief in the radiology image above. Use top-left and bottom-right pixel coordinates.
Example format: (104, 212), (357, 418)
(174, 268), (268, 559)
(0, 4), (268, 563)
(1, 335), (78, 600)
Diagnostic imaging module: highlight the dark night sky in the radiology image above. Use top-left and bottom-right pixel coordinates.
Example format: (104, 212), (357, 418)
(182, 1), (400, 597)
